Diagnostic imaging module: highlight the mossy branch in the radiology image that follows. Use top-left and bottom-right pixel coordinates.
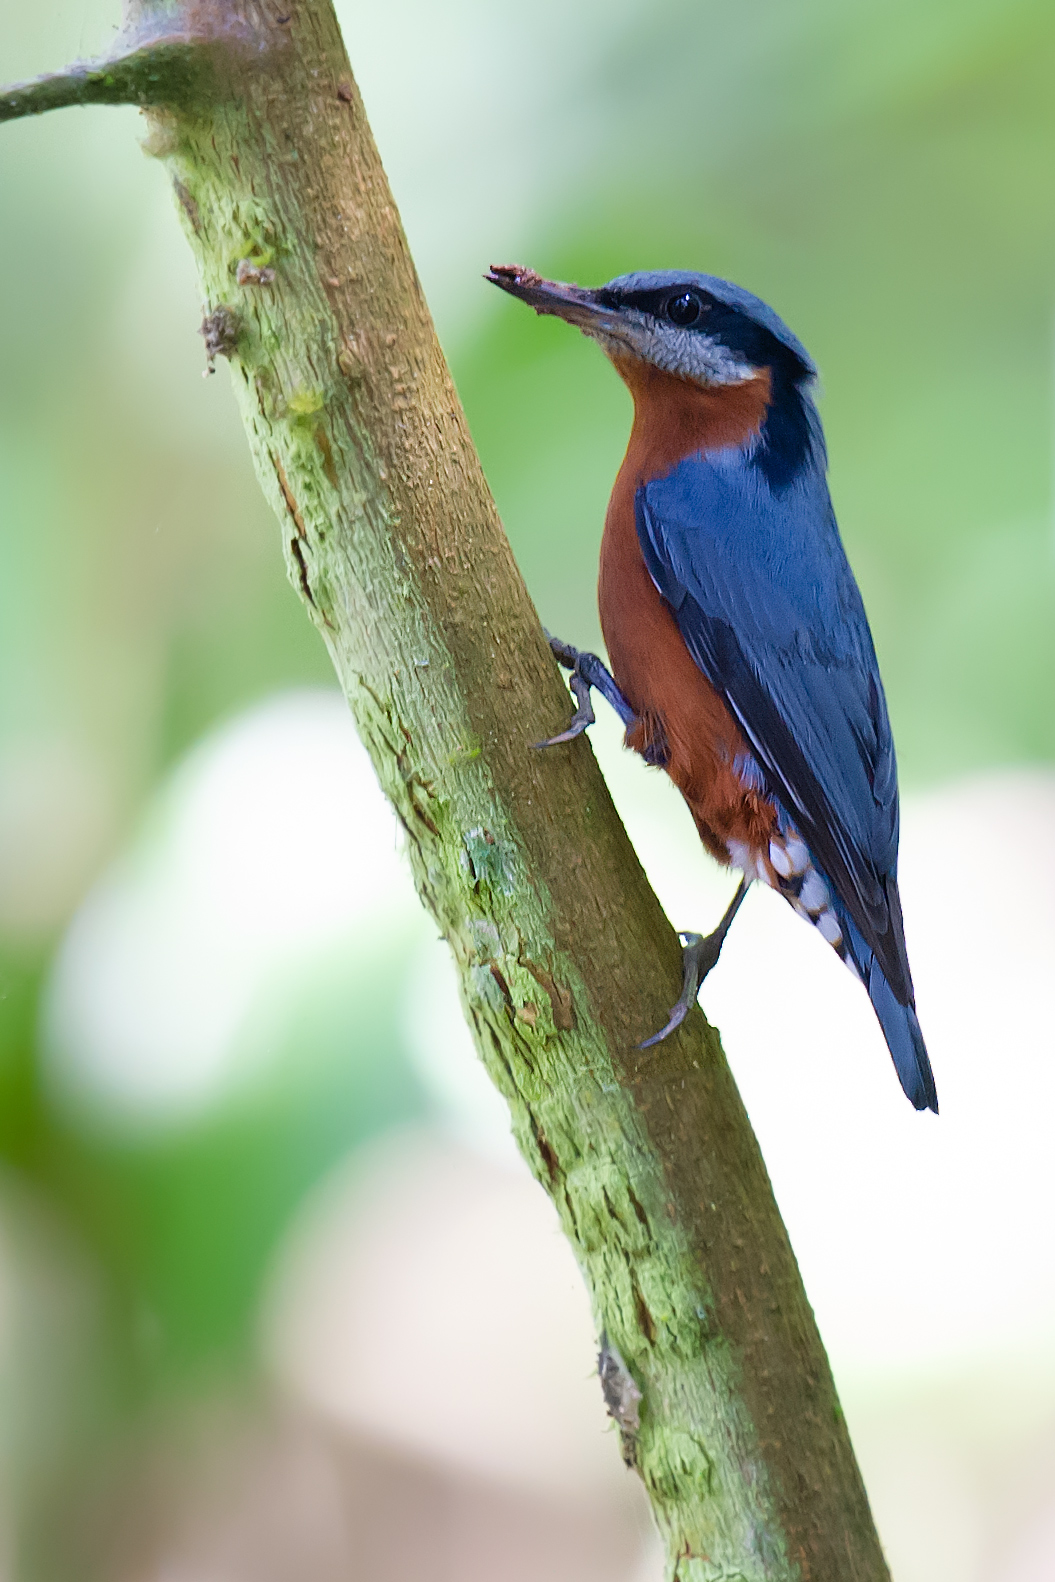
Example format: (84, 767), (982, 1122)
(0, 4), (892, 1579)
(0, 33), (236, 123)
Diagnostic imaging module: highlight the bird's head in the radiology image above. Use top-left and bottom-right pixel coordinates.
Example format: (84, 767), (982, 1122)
(486, 265), (815, 392)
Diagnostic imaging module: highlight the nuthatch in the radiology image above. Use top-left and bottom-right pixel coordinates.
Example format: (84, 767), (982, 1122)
(488, 263), (936, 1113)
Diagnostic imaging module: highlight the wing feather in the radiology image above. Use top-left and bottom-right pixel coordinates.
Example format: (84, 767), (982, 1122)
(636, 441), (913, 1003)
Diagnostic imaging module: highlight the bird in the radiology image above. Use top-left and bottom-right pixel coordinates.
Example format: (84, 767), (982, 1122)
(486, 262), (937, 1113)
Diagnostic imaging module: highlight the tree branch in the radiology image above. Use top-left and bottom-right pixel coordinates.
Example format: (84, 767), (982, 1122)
(0, 33), (235, 122)
(0, 3), (891, 1577)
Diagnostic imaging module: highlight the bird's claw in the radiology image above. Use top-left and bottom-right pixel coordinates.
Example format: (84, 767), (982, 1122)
(536, 632), (637, 748)
(639, 879), (750, 1049)
(546, 633), (582, 673)
(533, 667), (596, 747)
(639, 932), (707, 1048)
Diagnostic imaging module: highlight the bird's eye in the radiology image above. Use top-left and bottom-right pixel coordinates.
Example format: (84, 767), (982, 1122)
(667, 291), (704, 327)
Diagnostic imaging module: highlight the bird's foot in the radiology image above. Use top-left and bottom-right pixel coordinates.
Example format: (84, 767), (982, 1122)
(535, 632), (637, 748)
(640, 877), (750, 1048)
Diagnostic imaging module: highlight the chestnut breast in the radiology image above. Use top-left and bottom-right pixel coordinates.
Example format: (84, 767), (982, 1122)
(597, 359), (775, 856)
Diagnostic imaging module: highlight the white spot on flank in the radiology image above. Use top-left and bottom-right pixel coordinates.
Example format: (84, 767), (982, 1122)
(815, 909), (843, 947)
(799, 870), (829, 914)
(769, 840), (794, 879)
(784, 836), (810, 875)
(727, 839), (767, 882)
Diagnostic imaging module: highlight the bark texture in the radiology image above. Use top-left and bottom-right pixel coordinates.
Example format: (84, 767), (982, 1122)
(0, 5), (892, 1578)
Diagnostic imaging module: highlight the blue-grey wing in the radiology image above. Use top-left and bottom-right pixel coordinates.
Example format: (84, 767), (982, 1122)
(636, 444), (913, 1003)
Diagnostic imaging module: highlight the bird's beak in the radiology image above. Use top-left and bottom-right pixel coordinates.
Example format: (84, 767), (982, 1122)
(485, 264), (620, 335)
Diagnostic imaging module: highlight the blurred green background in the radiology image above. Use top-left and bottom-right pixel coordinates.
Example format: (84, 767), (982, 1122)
(0, 2), (1052, 1579)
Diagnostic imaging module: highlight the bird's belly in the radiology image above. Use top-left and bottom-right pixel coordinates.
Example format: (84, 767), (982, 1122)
(598, 481), (778, 871)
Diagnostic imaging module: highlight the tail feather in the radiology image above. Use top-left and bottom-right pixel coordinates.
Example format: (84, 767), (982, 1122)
(867, 968), (938, 1113)
(842, 912), (938, 1113)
